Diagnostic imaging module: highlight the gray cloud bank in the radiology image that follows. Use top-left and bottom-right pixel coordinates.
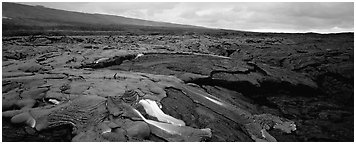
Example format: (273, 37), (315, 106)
(22, 2), (354, 33)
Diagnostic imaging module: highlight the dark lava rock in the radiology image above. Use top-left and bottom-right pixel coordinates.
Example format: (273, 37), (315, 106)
(2, 118), (73, 142)
(2, 33), (353, 142)
(81, 54), (137, 69)
(18, 63), (48, 73)
(3, 51), (28, 60)
(83, 45), (99, 49)
(161, 88), (253, 142)
(114, 52), (352, 142)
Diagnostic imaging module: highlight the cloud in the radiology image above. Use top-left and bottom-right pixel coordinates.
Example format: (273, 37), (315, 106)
(20, 2), (354, 33)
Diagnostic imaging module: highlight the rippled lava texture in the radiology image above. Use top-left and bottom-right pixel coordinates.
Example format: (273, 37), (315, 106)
(2, 33), (353, 142)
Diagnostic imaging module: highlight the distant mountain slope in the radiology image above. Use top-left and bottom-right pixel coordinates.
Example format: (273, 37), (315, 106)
(2, 2), (204, 29)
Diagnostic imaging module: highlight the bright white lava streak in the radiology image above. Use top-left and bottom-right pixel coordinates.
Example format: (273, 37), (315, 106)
(139, 99), (185, 126)
(27, 117), (36, 128)
(132, 108), (180, 134)
(135, 53), (144, 59)
(132, 108), (212, 139)
(95, 58), (109, 64)
(184, 86), (226, 106)
(49, 99), (60, 105)
(203, 96), (224, 106)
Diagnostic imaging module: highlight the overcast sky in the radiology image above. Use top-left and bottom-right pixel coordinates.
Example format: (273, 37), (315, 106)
(20, 2), (354, 33)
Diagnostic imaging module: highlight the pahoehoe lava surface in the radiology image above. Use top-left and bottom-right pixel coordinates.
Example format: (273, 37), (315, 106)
(2, 33), (353, 142)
